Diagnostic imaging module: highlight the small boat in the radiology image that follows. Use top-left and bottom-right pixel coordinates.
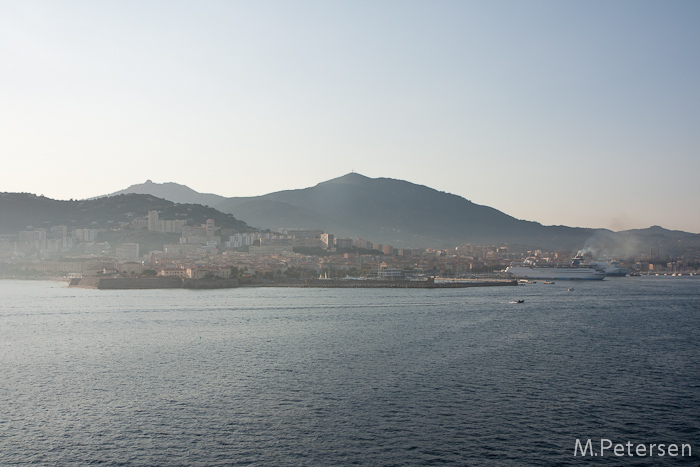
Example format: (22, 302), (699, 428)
(567, 287), (574, 292)
(543, 281), (555, 284)
(510, 299), (525, 303)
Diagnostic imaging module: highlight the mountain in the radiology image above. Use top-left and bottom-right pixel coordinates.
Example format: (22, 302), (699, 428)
(0, 193), (251, 233)
(97, 173), (700, 254)
(615, 226), (700, 258)
(213, 173), (597, 248)
(100, 173), (597, 249)
(620, 225), (697, 239)
(103, 180), (227, 207)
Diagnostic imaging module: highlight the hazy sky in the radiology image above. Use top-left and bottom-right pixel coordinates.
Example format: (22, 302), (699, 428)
(2, 0), (699, 232)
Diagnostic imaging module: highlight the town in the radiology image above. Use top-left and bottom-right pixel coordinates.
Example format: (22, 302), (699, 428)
(1, 209), (697, 286)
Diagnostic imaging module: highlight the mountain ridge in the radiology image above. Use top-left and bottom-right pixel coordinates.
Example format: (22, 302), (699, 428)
(96, 173), (601, 249)
(90, 173), (700, 254)
(103, 180), (227, 207)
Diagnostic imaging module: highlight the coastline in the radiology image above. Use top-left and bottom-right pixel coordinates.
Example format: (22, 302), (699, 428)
(65, 276), (518, 290)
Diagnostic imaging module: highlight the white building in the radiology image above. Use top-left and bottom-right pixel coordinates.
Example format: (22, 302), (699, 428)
(115, 243), (140, 261)
(148, 211), (159, 231)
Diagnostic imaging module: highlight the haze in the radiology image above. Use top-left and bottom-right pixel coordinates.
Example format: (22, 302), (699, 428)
(1, 0), (698, 232)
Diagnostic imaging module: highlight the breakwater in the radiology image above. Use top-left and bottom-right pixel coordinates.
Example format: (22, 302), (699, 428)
(258, 279), (518, 288)
(69, 276), (238, 289)
(69, 277), (517, 290)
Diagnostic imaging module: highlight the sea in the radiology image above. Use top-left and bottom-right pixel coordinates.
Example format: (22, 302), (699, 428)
(1, 277), (698, 466)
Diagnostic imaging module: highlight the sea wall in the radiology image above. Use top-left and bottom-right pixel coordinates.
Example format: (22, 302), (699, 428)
(257, 279), (518, 288)
(183, 278), (238, 289)
(69, 276), (515, 290)
(70, 276), (184, 289)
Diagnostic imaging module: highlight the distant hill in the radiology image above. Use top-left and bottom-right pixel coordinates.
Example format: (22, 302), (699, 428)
(620, 225), (697, 239)
(103, 180), (227, 207)
(573, 227), (700, 260)
(0, 193), (251, 233)
(614, 225), (700, 259)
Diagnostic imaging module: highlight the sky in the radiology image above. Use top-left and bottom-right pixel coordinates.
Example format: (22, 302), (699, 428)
(2, 0), (699, 233)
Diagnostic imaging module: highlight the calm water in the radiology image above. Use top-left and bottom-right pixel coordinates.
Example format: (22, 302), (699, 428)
(1, 277), (698, 466)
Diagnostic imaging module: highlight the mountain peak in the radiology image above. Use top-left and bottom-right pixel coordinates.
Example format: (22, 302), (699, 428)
(321, 172), (372, 185)
(101, 180), (225, 206)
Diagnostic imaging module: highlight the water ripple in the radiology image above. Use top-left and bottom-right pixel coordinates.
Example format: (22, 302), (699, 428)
(0, 278), (698, 466)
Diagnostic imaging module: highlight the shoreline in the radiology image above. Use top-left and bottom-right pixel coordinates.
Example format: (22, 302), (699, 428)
(250, 279), (518, 289)
(64, 276), (518, 290)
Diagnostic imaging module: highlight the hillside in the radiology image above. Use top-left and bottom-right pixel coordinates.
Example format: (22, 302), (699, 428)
(212, 173), (595, 248)
(619, 225), (698, 239)
(0, 193), (252, 233)
(95, 174), (601, 249)
(615, 226), (700, 258)
(95, 173), (700, 254)
(103, 180), (227, 207)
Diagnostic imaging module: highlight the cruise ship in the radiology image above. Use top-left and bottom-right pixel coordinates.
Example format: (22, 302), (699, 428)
(589, 261), (629, 277)
(505, 258), (606, 280)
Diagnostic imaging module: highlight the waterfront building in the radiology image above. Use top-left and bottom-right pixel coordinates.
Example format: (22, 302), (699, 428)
(117, 261), (143, 275)
(378, 268), (405, 280)
(115, 243), (140, 261)
(157, 267), (188, 278)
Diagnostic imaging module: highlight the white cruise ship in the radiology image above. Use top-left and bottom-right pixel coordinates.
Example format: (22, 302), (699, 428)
(589, 261), (629, 277)
(505, 258), (606, 281)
